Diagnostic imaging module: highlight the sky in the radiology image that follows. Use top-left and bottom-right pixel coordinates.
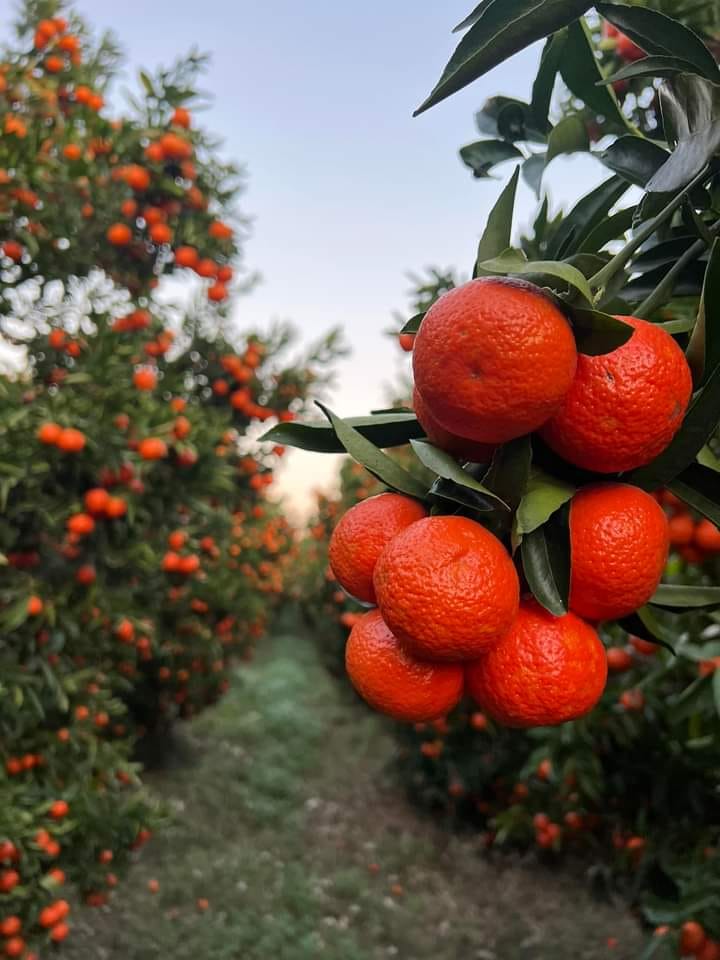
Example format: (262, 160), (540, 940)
(59, 1), (607, 518)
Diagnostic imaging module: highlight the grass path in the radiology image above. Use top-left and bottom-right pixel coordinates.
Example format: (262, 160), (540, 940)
(64, 626), (643, 960)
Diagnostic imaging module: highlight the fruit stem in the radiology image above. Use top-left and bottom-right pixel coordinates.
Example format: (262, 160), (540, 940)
(636, 220), (720, 320)
(589, 166), (713, 296)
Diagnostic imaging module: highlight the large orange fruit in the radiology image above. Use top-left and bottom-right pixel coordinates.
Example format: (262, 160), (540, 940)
(412, 278), (577, 443)
(569, 483), (669, 621)
(373, 515), (519, 661)
(345, 609), (463, 722)
(329, 493), (428, 603)
(466, 599), (607, 727)
(413, 387), (495, 463)
(540, 316), (692, 473)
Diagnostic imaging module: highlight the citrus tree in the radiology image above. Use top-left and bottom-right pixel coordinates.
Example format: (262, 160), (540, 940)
(0, 2), (340, 955)
(266, 3), (720, 957)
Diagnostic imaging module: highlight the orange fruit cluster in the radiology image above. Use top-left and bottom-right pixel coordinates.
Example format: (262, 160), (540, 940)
(332, 492), (616, 728)
(328, 277), (694, 729)
(412, 279), (691, 472)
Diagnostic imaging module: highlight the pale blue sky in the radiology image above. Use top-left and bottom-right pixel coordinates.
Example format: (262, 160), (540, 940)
(70, 2), (607, 514)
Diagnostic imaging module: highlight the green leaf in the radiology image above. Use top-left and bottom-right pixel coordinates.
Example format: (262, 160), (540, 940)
(669, 464), (720, 526)
(522, 154), (546, 198)
(599, 56), (708, 86)
(317, 405), (428, 500)
(400, 312), (425, 335)
(453, 0), (494, 33)
(559, 18), (629, 129)
(699, 238), (720, 387)
(521, 505), (571, 616)
(698, 444), (720, 472)
(139, 70), (156, 96)
(414, 0), (593, 116)
(600, 136), (670, 187)
(546, 176), (629, 260)
(459, 140), (524, 178)
(259, 412), (425, 453)
(581, 206), (636, 254)
(651, 584), (720, 609)
(567, 307), (633, 356)
(484, 436), (533, 512)
(530, 31), (567, 133)
(632, 236), (698, 272)
(515, 468), (575, 536)
(628, 363), (720, 490)
(410, 440), (510, 509)
(545, 115), (589, 166)
(713, 670), (720, 718)
(647, 77), (720, 193)
(596, 2), (720, 83)
(618, 607), (677, 654)
(475, 167), (520, 275)
(478, 248), (593, 302)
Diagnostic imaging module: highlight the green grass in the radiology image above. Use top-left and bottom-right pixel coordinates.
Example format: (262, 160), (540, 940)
(63, 628), (644, 959)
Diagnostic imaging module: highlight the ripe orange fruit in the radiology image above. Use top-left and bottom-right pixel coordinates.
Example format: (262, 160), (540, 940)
(374, 515), (519, 661)
(208, 220), (233, 240)
(105, 496), (127, 518)
(606, 647), (633, 672)
(0, 917), (21, 937)
(569, 484), (669, 621)
(138, 437), (167, 460)
(172, 107), (191, 128)
(4, 937), (25, 958)
(412, 278), (577, 443)
(38, 421), (62, 445)
(174, 245), (198, 268)
(84, 488), (110, 515)
(49, 800), (69, 819)
(413, 387), (495, 463)
(696, 519), (720, 552)
(541, 317), (692, 473)
(345, 610), (463, 722)
(122, 164), (150, 191)
(195, 258), (218, 278)
(466, 599), (607, 727)
(67, 512), (95, 536)
(62, 143), (82, 161)
(149, 222), (172, 245)
(668, 511), (694, 546)
(27, 595), (44, 616)
(207, 281), (228, 302)
(133, 367), (157, 391)
(680, 921), (707, 955)
(106, 223), (132, 246)
(328, 493), (428, 603)
(399, 333), (415, 352)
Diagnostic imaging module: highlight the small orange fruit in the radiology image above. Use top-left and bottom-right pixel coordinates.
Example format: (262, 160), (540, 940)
(328, 493), (428, 603)
(38, 421), (62, 445)
(667, 512), (695, 546)
(106, 223), (132, 246)
(345, 610), (464, 722)
(466, 599), (607, 727)
(133, 368), (157, 391)
(413, 278), (577, 443)
(680, 921), (707, 955)
(569, 484), (669, 622)
(695, 519), (720, 552)
(57, 427), (86, 453)
(138, 437), (167, 460)
(541, 317), (692, 473)
(374, 515), (519, 661)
